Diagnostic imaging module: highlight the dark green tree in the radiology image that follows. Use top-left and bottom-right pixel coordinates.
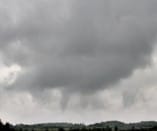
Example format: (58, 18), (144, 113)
(58, 127), (65, 131)
(114, 126), (118, 131)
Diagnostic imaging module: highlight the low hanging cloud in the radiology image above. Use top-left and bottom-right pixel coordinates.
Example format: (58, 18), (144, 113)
(1, 0), (157, 112)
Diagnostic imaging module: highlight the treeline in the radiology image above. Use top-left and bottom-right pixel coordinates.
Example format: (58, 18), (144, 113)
(65, 126), (157, 131)
(14, 125), (157, 131)
(0, 120), (15, 131)
(1, 119), (157, 131)
(15, 126), (157, 131)
(67, 127), (114, 131)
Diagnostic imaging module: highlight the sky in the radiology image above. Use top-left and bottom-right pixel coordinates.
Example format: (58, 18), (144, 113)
(0, 0), (157, 124)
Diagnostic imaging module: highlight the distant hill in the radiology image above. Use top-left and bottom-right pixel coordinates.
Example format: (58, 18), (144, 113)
(89, 121), (126, 129)
(15, 121), (157, 130)
(15, 122), (85, 130)
(89, 121), (157, 130)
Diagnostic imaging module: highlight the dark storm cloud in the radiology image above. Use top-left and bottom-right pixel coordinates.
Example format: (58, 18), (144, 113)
(1, 1), (157, 123)
(1, 0), (157, 97)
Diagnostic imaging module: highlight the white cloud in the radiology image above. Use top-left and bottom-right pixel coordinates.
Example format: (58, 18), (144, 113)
(0, 63), (21, 87)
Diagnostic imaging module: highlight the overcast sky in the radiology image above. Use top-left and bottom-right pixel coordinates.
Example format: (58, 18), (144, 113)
(0, 0), (157, 124)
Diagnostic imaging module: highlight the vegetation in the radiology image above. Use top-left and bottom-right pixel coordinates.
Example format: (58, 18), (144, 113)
(0, 119), (15, 131)
(1, 119), (157, 131)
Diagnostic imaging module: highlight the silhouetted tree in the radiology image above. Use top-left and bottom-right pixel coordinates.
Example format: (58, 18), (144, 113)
(131, 126), (135, 131)
(106, 126), (111, 131)
(45, 128), (49, 131)
(0, 119), (3, 130)
(58, 127), (65, 131)
(114, 126), (118, 131)
(19, 128), (23, 131)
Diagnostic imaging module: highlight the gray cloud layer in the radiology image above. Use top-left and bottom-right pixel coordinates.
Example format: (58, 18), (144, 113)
(1, 0), (157, 121)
